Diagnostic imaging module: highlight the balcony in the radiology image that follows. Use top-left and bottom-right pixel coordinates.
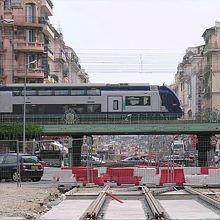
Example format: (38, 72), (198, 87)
(43, 23), (54, 39)
(56, 52), (66, 62)
(15, 16), (44, 28)
(42, 0), (53, 16)
(44, 45), (54, 61)
(78, 70), (89, 83)
(14, 41), (44, 53)
(15, 68), (45, 79)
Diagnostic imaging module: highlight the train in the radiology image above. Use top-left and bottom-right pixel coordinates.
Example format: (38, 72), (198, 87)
(0, 83), (183, 118)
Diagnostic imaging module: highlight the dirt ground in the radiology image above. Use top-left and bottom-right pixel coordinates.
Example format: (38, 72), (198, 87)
(0, 182), (62, 220)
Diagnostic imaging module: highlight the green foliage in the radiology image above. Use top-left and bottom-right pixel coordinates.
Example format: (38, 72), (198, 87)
(0, 123), (43, 140)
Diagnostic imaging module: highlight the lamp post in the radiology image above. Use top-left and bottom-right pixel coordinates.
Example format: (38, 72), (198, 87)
(23, 60), (37, 153)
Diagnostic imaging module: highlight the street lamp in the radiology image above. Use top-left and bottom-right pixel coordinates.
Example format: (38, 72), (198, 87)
(23, 60), (37, 153)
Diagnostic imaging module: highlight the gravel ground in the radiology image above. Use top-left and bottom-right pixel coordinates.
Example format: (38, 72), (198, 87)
(0, 182), (62, 220)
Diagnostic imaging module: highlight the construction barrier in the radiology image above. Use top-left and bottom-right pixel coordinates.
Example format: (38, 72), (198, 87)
(59, 166), (220, 187)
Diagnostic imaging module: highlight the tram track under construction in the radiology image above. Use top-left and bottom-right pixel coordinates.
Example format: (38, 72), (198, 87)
(40, 185), (220, 220)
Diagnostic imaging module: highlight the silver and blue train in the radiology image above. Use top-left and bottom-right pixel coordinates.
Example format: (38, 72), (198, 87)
(0, 83), (182, 118)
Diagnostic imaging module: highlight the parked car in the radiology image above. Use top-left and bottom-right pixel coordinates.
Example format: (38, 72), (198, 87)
(0, 153), (44, 182)
(120, 156), (155, 166)
(81, 155), (105, 166)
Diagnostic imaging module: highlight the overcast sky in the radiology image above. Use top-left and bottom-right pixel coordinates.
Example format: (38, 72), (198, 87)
(52, 0), (220, 85)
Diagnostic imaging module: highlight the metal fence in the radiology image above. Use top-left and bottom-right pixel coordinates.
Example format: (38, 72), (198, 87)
(1, 113), (220, 125)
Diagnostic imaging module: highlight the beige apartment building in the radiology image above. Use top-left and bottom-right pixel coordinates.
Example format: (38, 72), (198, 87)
(202, 21), (220, 111)
(174, 46), (204, 117)
(0, 0), (88, 84)
(174, 21), (220, 116)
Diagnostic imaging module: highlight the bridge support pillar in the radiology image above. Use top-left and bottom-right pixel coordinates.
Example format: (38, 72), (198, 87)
(197, 134), (211, 167)
(68, 136), (83, 167)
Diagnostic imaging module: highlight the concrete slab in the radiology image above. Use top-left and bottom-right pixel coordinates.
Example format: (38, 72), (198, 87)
(40, 200), (93, 220)
(159, 199), (220, 220)
(103, 200), (146, 220)
(0, 217), (25, 220)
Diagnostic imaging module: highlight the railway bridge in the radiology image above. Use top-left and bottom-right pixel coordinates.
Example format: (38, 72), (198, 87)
(1, 114), (220, 167)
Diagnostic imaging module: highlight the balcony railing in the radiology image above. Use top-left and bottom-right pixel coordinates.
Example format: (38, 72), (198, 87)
(14, 16), (47, 26)
(57, 52), (66, 62)
(14, 41), (44, 52)
(43, 22), (54, 39)
(15, 68), (44, 78)
(42, 0), (53, 16)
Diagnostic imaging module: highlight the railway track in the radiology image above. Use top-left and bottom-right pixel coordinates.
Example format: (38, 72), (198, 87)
(41, 186), (220, 220)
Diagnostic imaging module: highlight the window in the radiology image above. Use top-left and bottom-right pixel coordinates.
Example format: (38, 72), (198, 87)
(70, 90), (86, 96)
(86, 104), (101, 113)
(25, 90), (37, 96)
(38, 90), (53, 96)
(0, 155), (4, 164)
(22, 155), (39, 163)
(26, 29), (36, 42)
(4, 0), (11, 9)
(87, 89), (101, 96)
(54, 90), (69, 96)
(26, 4), (35, 23)
(27, 54), (37, 69)
(12, 90), (21, 96)
(125, 96), (151, 106)
(160, 93), (167, 106)
(4, 155), (17, 164)
(11, 0), (22, 7)
(113, 100), (119, 110)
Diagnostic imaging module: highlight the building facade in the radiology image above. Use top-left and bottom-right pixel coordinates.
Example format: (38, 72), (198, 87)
(0, 0), (88, 84)
(202, 21), (220, 111)
(174, 46), (204, 117)
(174, 21), (220, 116)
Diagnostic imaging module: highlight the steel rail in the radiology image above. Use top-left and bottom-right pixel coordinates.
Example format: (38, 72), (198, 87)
(184, 186), (220, 210)
(143, 186), (168, 220)
(80, 185), (110, 220)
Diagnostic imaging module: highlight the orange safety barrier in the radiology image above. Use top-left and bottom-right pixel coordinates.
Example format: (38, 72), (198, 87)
(160, 168), (185, 186)
(201, 166), (219, 175)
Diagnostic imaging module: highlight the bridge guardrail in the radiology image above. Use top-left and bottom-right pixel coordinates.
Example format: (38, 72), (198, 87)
(0, 113), (220, 125)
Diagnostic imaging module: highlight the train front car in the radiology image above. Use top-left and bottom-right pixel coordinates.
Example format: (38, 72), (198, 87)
(159, 85), (183, 119)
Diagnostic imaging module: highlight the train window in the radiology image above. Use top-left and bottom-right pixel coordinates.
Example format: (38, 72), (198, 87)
(21, 90), (37, 96)
(87, 104), (101, 113)
(12, 90), (21, 96)
(13, 105), (23, 114)
(54, 90), (69, 96)
(125, 96), (151, 106)
(87, 89), (101, 96)
(160, 93), (167, 106)
(113, 100), (119, 110)
(38, 90), (53, 96)
(71, 90), (86, 96)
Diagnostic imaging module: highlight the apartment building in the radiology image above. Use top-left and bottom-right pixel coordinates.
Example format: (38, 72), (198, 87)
(0, 0), (89, 84)
(0, 0), (53, 83)
(64, 46), (89, 83)
(202, 21), (220, 111)
(174, 46), (204, 117)
(174, 21), (220, 116)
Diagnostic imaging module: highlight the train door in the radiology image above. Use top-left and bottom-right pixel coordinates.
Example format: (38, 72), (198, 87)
(107, 96), (122, 112)
(150, 93), (160, 111)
